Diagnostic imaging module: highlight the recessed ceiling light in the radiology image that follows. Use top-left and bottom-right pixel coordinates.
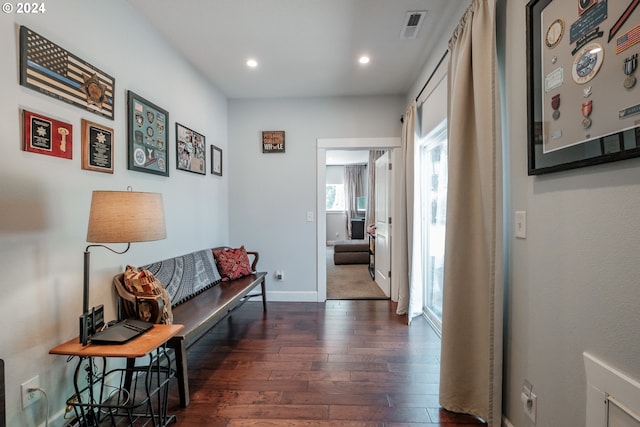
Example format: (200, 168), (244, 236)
(359, 56), (370, 65)
(246, 59), (258, 68)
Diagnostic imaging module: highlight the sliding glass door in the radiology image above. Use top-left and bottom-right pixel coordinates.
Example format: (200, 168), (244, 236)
(419, 121), (447, 333)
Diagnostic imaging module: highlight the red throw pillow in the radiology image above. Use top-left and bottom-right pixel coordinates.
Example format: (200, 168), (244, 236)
(213, 246), (252, 280)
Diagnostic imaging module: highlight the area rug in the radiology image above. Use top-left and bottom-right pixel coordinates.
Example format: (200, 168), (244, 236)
(326, 246), (387, 299)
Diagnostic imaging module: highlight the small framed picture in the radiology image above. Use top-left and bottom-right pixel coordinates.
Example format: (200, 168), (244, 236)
(262, 130), (285, 153)
(81, 119), (114, 173)
(127, 90), (169, 176)
(211, 145), (222, 176)
(176, 122), (206, 175)
(22, 109), (73, 160)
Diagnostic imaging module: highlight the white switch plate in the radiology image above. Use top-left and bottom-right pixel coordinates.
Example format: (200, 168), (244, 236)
(515, 211), (527, 239)
(306, 211), (314, 222)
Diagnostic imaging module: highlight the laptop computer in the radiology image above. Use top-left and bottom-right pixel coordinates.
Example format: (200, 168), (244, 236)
(89, 318), (153, 345)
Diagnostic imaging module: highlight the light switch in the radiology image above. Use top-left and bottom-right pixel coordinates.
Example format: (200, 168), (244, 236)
(306, 211), (314, 222)
(515, 211), (526, 239)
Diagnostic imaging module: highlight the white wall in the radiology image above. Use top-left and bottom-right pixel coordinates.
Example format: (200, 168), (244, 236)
(228, 96), (404, 301)
(0, 1), (229, 425)
(502, 1), (640, 426)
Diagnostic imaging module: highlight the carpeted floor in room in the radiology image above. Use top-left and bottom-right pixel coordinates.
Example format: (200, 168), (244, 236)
(326, 246), (387, 300)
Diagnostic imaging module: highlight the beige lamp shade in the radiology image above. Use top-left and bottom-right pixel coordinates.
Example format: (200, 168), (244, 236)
(86, 191), (166, 243)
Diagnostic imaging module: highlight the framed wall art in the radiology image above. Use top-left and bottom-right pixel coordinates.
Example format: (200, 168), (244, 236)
(262, 131), (285, 153)
(81, 119), (114, 173)
(19, 26), (115, 120)
(176, 123), (206, 175)
(527, 0), (640, 175)
(127, 91), (169, 176)
(211, 145), (222, 176)
(22, 109), (72, 160)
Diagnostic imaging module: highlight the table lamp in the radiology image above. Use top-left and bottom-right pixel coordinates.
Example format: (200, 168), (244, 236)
(81, 188), (166, 345)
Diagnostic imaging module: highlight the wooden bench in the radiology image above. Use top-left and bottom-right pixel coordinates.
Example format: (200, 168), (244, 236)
(113, 247), (267, 407)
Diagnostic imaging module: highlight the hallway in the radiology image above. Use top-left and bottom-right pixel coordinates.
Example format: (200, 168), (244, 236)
(167, 300), (485, 426)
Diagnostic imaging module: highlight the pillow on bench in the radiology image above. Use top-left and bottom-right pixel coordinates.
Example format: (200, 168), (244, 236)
(123, 265), (173, 324)
(212, 246), (253, 281)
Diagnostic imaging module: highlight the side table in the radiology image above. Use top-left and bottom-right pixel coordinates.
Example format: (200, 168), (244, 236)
(50, 324), (183, 427)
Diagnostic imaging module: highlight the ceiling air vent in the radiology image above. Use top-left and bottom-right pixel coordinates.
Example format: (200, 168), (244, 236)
(400, 11), (427, 39)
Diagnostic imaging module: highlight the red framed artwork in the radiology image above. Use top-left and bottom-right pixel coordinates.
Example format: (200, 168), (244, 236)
(22, 109), (73, 160)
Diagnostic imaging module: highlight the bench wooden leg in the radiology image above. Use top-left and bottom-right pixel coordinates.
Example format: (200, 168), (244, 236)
(260, 277), (267, 312)
(169, 338), (190, 407)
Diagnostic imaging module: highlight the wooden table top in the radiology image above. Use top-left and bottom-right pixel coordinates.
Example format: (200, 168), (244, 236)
(49, 324), (184, 358)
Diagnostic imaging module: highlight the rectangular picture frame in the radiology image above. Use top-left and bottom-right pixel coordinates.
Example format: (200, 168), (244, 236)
(526, 0), (640, 175)
(176, 123), (206, 175)
(81, 119), (114, 173)
(211, 144), (222, 176)
(19, 26), (115, 120)
(262, 130), (285, 153)
(22, 109), (72, 160)
(127, 91), (169, 176)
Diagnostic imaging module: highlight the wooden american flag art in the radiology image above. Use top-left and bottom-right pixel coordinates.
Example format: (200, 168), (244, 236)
(19, 26), (115, 120)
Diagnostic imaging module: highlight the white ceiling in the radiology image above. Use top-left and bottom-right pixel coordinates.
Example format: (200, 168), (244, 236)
(127, 0), (459, 99)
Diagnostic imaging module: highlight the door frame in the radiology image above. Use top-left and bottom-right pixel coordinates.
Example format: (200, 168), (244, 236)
(316, 137), (401, 302)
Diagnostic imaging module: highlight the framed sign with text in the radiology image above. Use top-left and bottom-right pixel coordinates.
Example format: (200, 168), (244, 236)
(81, 119), (114, 173)
(527, 0), (640, 174)
(22, 109), (72, 160)
(262, 131), (285, 153)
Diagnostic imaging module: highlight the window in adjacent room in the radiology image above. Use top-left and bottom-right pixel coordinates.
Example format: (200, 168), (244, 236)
(326, 184), (345, 211)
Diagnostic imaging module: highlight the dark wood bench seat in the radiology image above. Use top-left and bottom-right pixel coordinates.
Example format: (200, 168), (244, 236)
(114, 247), (266, 407)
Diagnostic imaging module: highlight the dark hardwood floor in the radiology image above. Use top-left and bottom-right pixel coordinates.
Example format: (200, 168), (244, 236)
(166, 300), (486, 426)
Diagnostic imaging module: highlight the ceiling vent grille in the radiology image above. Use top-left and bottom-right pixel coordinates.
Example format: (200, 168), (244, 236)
(400, 11), (427, 39)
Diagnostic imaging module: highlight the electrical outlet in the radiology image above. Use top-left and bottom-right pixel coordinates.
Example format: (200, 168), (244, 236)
(275, 270), (284, 280)
(21, 375), (41, 409)
(524, 392), (537, 423)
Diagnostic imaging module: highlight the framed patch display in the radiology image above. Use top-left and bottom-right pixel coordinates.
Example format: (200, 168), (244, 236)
(81, 119), (114, 173)
(127, 91), (169, 176)
(527, 0), (640, 174)
(19, 26), (115, 120)
(22, 109), (72, 160)
(176, 123), (206, 175)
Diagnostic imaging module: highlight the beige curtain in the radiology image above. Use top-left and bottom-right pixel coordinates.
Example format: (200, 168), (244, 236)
(396, 101), (416, 316)
(439, 0), (502, 426)
(344, 164), (366, 238)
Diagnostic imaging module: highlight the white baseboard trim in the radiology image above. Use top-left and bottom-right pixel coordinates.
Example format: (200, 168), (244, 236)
(264, 291), (319, 302)
(503, 415), (515, 427)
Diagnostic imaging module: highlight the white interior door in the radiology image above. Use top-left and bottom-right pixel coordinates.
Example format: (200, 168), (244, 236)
(375, 152), (390, 297)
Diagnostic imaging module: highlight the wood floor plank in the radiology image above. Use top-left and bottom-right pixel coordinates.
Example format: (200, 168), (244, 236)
(167, 300), (486, 426)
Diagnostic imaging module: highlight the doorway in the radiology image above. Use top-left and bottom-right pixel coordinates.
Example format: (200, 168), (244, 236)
(325, 149), (386, 300)
(316, 137), (401, 302)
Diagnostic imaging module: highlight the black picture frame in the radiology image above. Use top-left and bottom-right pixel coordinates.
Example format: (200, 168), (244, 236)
(176, 122), (206, 175)
(526, 0), (640, 175)
(211, 145), (223, 176)
(127, 91), (169, 176)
